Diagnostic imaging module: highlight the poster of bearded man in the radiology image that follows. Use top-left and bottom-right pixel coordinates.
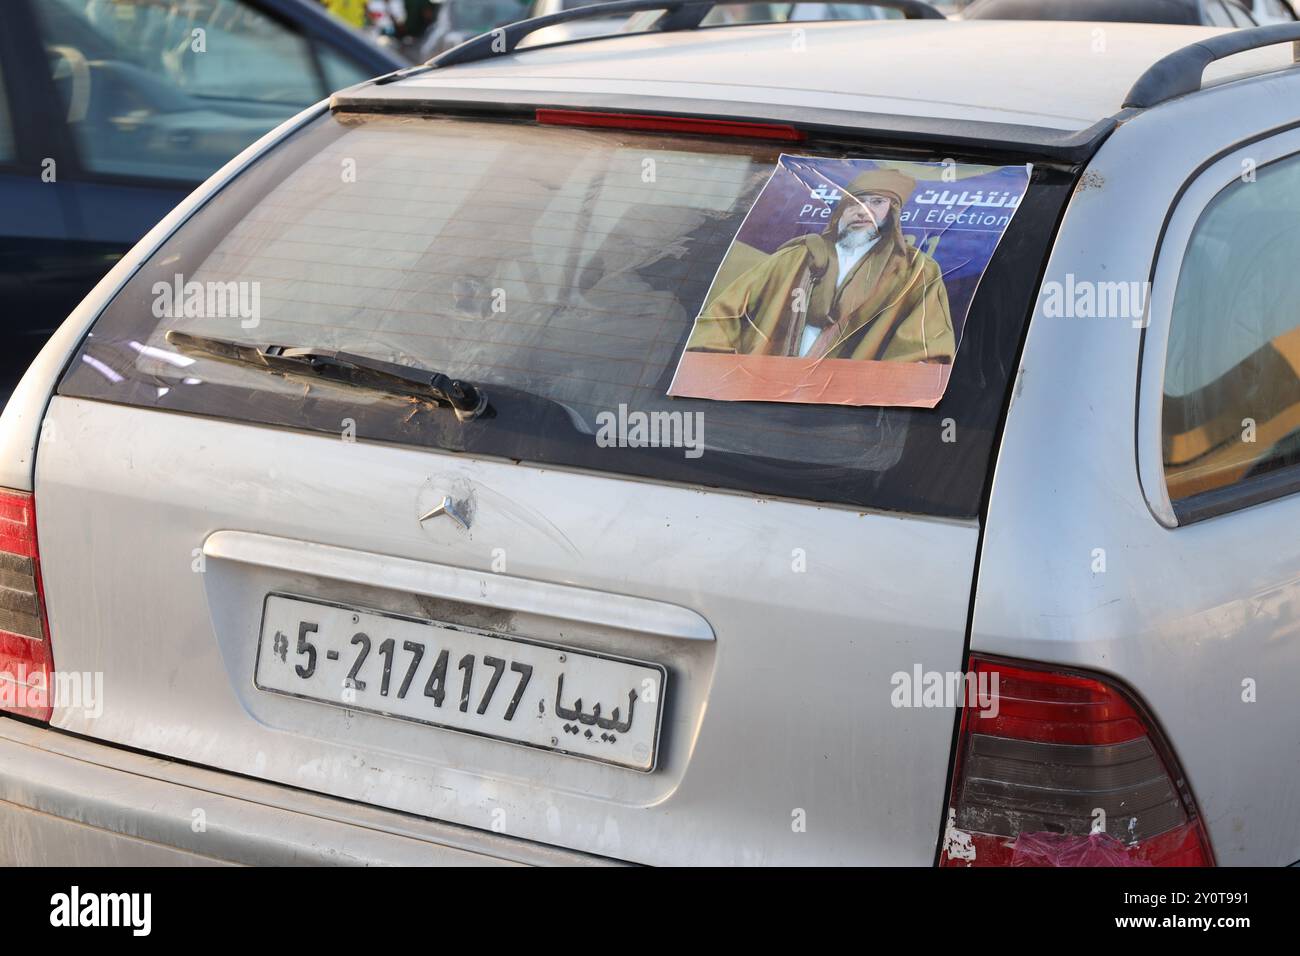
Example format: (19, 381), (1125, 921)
(668, 156), (1032, 407)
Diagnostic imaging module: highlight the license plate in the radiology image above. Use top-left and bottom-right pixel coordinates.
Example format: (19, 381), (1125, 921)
(254, 594), (666, 771)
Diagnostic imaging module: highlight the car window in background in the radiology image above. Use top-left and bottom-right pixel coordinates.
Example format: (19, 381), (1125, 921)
(1224, 0), (1259, 24)
(702, 3), (901, 22)
(550, 1), (901, 22)
(0, 63), (14, 164)
(34, 0), (338, 181)
(1259, 0), (1298, 22)
(789, 3), (902, 18)
(448, 0), (532, 31)
(1163, 153), (1300, 504)
(1205, 0), (1240, 25)
(422, 0), (531, 58)
(318, 42), (376, 90)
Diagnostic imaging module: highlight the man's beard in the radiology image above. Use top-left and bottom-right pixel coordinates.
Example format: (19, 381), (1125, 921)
(836, 218), (879, 254)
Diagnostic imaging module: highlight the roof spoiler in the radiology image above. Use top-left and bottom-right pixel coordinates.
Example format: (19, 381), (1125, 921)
(1124, 23), (1300, 108)
(426, 0), (944, 69)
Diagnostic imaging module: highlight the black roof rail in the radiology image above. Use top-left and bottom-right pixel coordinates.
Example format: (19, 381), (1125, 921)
(1123, 23), (1300, 108)
(428, 0), (944, 69)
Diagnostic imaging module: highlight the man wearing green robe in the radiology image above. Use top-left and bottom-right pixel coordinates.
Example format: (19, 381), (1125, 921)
(686, 167), (955, 363)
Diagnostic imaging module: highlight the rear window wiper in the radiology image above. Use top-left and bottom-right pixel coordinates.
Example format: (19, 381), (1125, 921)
(164, 330), (488, 421)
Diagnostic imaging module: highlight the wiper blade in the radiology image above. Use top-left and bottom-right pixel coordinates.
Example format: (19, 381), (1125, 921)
(164, 330), (488, 421)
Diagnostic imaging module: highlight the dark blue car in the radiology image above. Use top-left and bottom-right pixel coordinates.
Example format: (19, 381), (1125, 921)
(0, 0), (406, 394)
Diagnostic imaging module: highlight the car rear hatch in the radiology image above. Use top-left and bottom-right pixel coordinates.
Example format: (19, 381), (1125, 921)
(35, 105), (1074, 864)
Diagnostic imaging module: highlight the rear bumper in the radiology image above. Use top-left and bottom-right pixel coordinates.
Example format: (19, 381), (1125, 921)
(0, 719), (615, 866)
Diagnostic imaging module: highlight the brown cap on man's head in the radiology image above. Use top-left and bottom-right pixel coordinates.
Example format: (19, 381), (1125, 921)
(844, 167), (918, 207)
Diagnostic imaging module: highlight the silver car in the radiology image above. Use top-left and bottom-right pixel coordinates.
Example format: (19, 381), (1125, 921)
(2, 2), (1299, 866)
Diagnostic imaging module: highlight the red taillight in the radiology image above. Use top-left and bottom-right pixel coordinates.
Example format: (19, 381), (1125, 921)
(535, 109), (806, 142)
(0, 489), (53, 722)
(940, 656), (1213, 867)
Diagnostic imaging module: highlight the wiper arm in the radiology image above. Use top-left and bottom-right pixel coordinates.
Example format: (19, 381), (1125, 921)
(164, 330), (488, 421)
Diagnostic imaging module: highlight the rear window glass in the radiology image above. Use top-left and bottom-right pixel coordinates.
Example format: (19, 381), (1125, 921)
(58, 111), (1070, 517)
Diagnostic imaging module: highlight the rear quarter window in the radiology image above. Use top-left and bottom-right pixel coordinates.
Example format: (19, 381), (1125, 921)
(58, 110), (1073, 518)
(1162, 151), (1300, 511)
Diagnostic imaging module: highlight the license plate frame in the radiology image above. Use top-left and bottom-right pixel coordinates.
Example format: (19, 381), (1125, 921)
(254, 593), (667, 772)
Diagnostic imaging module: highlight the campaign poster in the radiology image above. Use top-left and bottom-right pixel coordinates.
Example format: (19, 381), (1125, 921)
(668, 155), (1032, 407)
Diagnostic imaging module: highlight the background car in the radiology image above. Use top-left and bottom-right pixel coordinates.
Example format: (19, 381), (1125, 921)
(518, 0), (630, 46)
(0, 0), (405, 400)
(1241, 0), (1299, 22)
(961, 0), (1278, 26)
(418, 0), (533, 59)
(521, 0), (905, 48)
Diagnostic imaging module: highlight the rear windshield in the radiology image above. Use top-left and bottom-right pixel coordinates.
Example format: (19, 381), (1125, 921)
(57, 111), (1071, 517)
